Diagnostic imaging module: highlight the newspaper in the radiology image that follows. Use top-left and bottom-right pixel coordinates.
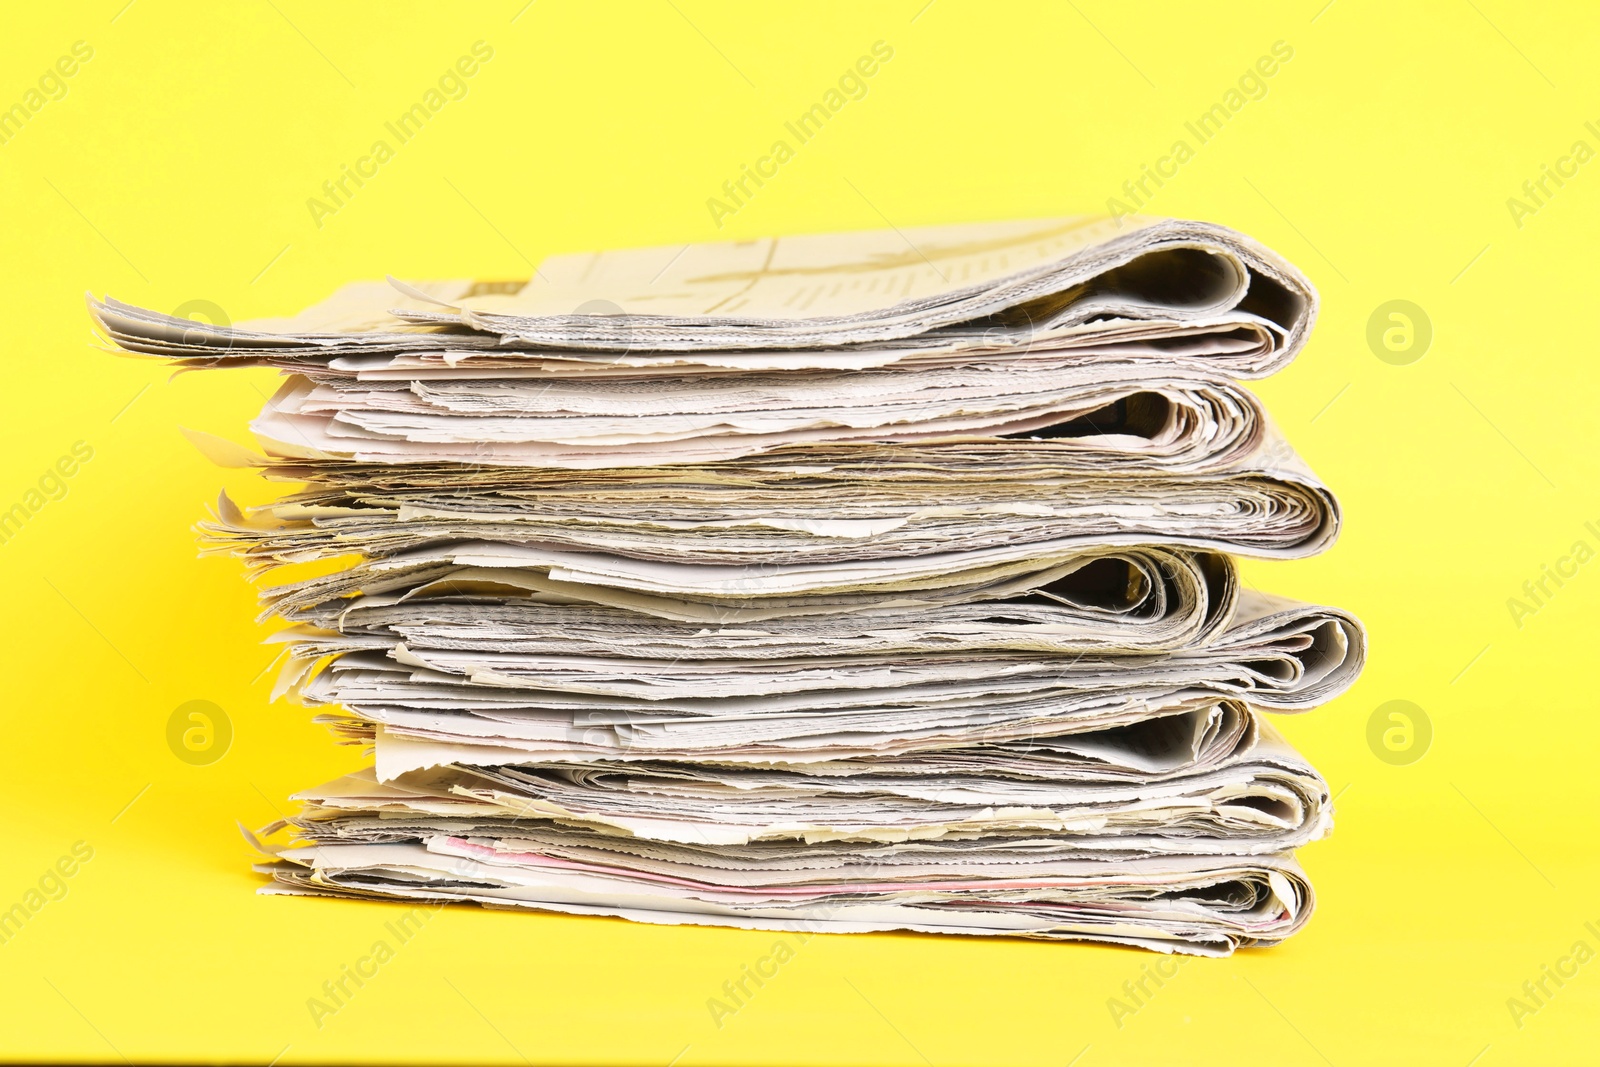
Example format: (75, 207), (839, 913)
(245, 707), (1323, 954)
(252, 834), (1314, 956)
(274, 590), (1363, 774)
(270, 546), (1238, 652)
(200, 421), (1338, 572)
(291, 706), (1328, 853)
(92, 214), (1356, 955)
(242, 362), (1275, 471)
(90, 214), (1313, 373)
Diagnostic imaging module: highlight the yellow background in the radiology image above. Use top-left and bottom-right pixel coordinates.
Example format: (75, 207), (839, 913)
(3, 1), (1597, 1063)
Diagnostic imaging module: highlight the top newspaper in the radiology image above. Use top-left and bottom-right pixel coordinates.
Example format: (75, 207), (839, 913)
(91, 214), (1314, 371)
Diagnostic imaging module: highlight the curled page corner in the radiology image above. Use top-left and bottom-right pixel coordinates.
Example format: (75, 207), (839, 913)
(179, 426), (263, 468)
(386, 274), (457, 308)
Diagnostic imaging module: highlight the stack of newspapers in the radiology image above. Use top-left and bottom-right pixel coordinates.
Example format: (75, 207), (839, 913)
(95, 216), (1362, 955)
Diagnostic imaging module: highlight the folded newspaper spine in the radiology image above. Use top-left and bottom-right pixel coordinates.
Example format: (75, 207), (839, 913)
(95, 215), (1363, 956)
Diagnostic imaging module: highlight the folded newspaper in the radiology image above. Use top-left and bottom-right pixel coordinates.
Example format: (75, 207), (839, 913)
(291, 705), (1327, 851)
(252, 709), (1322, 955)
(91, 215), (1313, 368)
(278, 590), (1363, 772)
(96, 214), (1358, 955)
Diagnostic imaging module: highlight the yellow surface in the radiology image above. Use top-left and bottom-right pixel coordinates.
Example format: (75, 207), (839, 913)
(3, 2), (1597, 1063)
